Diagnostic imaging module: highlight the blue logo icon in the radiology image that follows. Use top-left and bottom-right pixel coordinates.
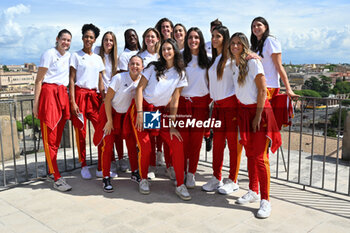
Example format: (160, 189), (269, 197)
(144, 110), (161, 129)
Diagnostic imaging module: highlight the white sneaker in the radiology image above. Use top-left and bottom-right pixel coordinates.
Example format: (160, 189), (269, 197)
(175, 184), (191, 201)
(217, 179), (239, 195)
(53, 178), (72, 192)
(119, 158), (129, 172)
(110, 171), (118, 178)
(185, 172), (196, 189)
(96, 170), (118, 178)
(236, 190), (260, 204)
(147, 166), (157, 179)
(156, 151), (165, 166)
(139, 179), (150, 195)
(81, 166), (92, 180)
(256, 199), (271, 219)
(202, 176), (223, 192)
(166, 166), (176, 180)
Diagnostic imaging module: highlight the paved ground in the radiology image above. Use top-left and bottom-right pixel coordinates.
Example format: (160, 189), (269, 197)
(0, 160), (350, 233)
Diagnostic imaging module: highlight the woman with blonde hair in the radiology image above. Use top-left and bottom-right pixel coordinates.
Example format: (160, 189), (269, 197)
(229, 32), (281, 218)
(94, 31), (125, 176)
(138, 27), (164, 178)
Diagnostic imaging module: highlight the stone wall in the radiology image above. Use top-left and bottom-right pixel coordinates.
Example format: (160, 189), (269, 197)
(281, 130), (343, 158)
(0, 116), (20, 162)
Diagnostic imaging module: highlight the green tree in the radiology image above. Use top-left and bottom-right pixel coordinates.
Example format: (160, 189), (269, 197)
(24, 115), (40, 131)
(320, 75), (331, 94)
(303, 76), (321, 92)
(329, 108), (348, 129)
(2, 65), (9, 72)
(294, 89), (322, 98)
(332, 81), (350, 94)
(16, 121), (23, 132)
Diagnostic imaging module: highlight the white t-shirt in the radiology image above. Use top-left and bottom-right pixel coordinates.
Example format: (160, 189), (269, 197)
(205, 41), (212, 58)
(259, 36), (282, 88)
(94, 46), (114, 92)
(142, 65), (188, 107)
(182, 55), (209, 98)
(109, 72), (140, 113)
(138, 50), (158, 68)
(70, 50), (105, 90)
(39, 48), (70, 86)
(208, 54), (235, 101)
(118, 48), (138, 71)
(233, 59), (265, 105)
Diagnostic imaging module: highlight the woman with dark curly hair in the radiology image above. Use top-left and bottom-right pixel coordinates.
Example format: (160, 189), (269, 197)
(118, 29), (141, 73)
(69, 23), (105, 179)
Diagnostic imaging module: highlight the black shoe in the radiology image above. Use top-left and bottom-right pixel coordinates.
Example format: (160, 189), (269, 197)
(102, 177), (114, 193)
(205, 137), (213, 152)
(131, 170), (141, 183)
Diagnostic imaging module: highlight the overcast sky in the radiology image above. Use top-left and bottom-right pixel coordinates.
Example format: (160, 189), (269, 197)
(0, 0), (349, 65)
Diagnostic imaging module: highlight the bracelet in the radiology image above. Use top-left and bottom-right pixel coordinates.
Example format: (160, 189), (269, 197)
(137, 111), (143, 113)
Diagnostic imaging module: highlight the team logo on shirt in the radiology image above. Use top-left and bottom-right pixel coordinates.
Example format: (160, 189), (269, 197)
(143, 110), (161, 129)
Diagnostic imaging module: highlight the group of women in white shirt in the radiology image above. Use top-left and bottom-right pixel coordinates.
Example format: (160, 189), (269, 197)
(34, 16), (297, 219)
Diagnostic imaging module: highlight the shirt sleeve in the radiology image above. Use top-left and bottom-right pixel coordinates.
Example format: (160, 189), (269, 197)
(250, 59), (265, 80)
(97, 56), (105, 72)
(117, 53), (128, 71)
(39, 49), (52, 68)
(266, 37), (282, 56)
(69, 52), (78, 69)
(176, 71), (188, 88)
(141, 65), (155, 81)
(109, 74), (121, 92)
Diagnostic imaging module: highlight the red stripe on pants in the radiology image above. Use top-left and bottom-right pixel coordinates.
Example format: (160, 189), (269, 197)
(212, 95), (242, 182)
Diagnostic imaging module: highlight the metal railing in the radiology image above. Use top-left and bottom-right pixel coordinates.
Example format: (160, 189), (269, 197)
(0, 96), (349, 197)
(0, 98), (98, 189)
(201, 96), (350, 196)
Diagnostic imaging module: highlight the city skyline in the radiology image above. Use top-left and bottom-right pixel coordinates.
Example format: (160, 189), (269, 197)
(0, 0), (349, 65)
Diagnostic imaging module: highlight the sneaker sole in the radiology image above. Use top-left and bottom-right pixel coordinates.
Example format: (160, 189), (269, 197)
(53, 186), (72, 192)
(256, 213), (270, 219)
(139, 189), (150, 195)
(217, 187), (239, 195)
(186, 184), (195, 189)
(235, 199), (260, 205)
(103, 188), (114, 193)
(176, 191), (192, 201)
(201, 186), (221, 192)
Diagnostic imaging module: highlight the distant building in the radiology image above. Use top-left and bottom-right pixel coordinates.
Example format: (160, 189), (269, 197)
(0, 64), (37, 98)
